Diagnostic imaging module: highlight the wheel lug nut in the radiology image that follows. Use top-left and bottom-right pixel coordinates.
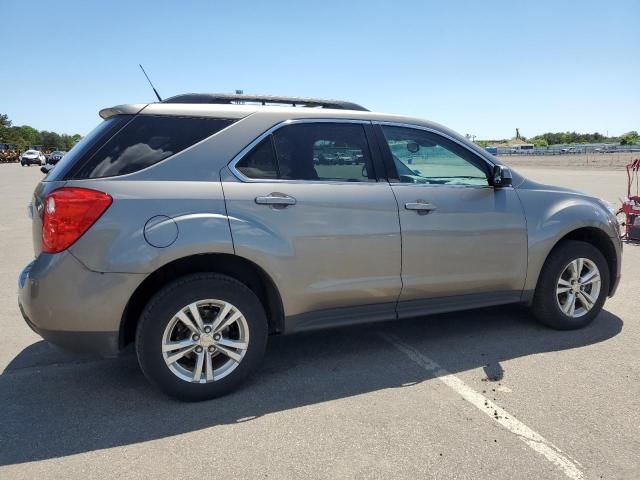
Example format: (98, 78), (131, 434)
(213, 334), (221, 341)
(208, 346), (215, 353)
(192, 334), (200, 341)
(204, 326), (212, 333)
(195, 346), (203, 353)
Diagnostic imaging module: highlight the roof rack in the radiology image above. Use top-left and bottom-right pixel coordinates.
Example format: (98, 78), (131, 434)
(161, 93), (368, 111)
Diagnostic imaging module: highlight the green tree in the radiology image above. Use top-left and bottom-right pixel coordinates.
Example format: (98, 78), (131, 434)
(620, 131), (640, 145)
(0, 113), (11, 129)
(0, 113), (83, 151)
(14, 125), (39, 146)
(0, 113), (11, 143)
(530, 137), (548, 147)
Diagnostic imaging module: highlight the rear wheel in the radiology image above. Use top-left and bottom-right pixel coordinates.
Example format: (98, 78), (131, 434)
(532, 240), (609, 329)
(136, 273), (268, 401)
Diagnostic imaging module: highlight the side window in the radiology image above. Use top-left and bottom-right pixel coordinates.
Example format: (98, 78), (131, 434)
(236, 138), (278, 179)
(70, 116), (234, 179)
(381, 125), (489, 186)
(273, 123), (374, 182)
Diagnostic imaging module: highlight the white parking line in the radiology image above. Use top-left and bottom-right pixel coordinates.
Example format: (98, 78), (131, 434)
(383, 334), (584, 480)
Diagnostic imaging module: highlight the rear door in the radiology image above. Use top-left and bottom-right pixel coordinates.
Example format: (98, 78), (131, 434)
(223, 120), (402, 331)
(375, 123), (527, 316)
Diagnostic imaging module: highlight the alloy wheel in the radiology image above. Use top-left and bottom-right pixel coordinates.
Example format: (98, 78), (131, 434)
(555, 258), (601, 318)
(161, 299), (250, 383)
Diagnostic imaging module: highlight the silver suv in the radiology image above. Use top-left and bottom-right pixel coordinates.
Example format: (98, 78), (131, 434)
(18, 94), (622, 400)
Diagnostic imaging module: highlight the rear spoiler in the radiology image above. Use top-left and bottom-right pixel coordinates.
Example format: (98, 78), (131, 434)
(99, 104), (148, 119)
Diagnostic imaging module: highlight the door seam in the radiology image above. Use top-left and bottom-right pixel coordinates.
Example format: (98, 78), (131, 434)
(388, 183), (404, 319)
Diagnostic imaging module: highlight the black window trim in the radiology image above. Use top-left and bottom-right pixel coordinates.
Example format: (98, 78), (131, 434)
(373, 121), (501, 188)
(229, 119), (382, 184)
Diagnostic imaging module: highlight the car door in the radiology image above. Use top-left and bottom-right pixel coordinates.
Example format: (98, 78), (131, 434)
(375, 123), (527, 317)
(222, 120), (402, 331)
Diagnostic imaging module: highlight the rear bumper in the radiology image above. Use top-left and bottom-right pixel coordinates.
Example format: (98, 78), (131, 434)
(19, 301), (119, 356)
(18, 252), (145, 357)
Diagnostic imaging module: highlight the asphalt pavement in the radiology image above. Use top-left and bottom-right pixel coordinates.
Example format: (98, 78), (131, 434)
(0, 164), (638, 480)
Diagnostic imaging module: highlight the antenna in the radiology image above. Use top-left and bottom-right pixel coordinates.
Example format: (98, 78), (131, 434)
(138, 64), (163, 102)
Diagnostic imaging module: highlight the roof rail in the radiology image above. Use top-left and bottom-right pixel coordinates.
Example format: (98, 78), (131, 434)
(161, 93), (368, 111)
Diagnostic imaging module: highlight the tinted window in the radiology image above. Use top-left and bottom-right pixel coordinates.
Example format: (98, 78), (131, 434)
(273, 123), (374, 182)
(45, 115), (131, 181)
(236, 138), (278, 179)
(381, 126), (489, 186)
(70, 116), (234, 179)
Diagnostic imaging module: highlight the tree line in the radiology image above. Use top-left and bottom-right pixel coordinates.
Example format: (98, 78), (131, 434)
(478, 130), (640, 147)
(0, 113), (82, 152)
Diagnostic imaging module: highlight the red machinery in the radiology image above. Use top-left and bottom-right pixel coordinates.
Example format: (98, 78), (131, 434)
(617, 159), (640, 241)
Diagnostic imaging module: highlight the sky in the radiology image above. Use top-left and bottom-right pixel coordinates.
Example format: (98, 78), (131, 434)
(2, 0), (639, 139)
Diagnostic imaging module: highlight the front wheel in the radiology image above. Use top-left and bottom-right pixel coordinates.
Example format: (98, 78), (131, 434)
(136, 273), (268, 401)
(531, 240), (609, 330)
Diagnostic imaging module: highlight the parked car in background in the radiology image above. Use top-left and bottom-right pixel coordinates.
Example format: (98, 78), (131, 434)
(595, 146), (617, 153)
(47, 150), (67, 165)
(560, 147), (581, 154)
(20, 150), (45, 166)
(19, 94), (622, 401)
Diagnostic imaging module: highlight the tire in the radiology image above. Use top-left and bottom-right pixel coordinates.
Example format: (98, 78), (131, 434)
(136, 273), (268, 401)
(531, 240), (609, 330)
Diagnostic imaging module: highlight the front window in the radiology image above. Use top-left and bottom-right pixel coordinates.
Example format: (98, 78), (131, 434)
(381, 126), (489, 186)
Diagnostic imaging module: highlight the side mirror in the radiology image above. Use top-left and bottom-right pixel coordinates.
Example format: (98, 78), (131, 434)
(492, 165), (512, 188)
(407, 142), (420, 153)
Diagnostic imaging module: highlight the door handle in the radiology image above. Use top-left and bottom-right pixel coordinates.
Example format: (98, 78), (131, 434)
(405, 202), (436, 213)
(255, 194), (297, 206)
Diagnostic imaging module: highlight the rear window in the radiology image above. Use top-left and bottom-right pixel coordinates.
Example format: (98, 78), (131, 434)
(55, 115), (234, 180)
(45, 116), (130, 181)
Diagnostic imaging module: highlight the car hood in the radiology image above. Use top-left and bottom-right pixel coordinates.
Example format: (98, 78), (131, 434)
(516, 177), (588, 196)
(515, 177), (614, 212)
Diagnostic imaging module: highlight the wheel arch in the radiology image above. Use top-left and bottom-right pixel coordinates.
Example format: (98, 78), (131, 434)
(542, 227), (618, 296)
(119, 253), (285, 349)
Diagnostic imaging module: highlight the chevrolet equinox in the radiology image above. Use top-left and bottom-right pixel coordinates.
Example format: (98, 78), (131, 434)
(18, 94), (622, 400)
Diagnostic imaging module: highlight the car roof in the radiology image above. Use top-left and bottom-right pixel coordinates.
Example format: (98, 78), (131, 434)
(162, 93), (369, 111)
(97, 97), (503, 168)
(99, 101), (443, 131)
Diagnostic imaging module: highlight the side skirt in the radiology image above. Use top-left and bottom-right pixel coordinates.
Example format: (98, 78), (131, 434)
(397, 291), (523, 320)
(284, 291), (524, 334)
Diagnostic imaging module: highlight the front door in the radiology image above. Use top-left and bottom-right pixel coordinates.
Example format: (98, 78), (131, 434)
(376, 124), (527, 317)
(223, 121), (402, 331)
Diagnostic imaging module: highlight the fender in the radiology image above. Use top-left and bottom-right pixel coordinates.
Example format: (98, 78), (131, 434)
(516, 182), (618, 294)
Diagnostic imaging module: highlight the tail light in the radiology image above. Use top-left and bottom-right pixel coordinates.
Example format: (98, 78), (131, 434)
(42, 187), (112, 253)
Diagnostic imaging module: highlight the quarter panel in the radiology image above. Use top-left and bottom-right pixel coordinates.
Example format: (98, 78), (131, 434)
(67, 180), (234, 273)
